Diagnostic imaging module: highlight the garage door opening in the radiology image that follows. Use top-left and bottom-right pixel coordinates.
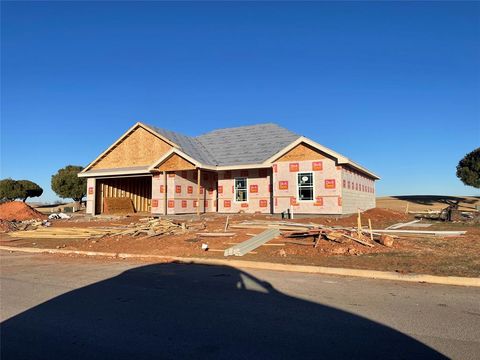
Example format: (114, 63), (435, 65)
(95, 176), (152, 215)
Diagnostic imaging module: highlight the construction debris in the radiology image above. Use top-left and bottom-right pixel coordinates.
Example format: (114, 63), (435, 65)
(1, 219), (51, 233)
(7, 218), (186, 239)
(48, 213), (71, 220)
(224, 229), (280, 256)
(231, 212), (467, 251)
(379, 234), (395, 247)
(386, 220), (422, 230)
(366, 229), (467, 237)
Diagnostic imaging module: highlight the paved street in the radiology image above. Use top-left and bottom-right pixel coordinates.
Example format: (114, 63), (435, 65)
(1, 251), (479, 359)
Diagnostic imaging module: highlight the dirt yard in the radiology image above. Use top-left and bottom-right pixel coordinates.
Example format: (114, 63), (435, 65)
(377, 195), (479, 212)
(1, 204), (478, 278)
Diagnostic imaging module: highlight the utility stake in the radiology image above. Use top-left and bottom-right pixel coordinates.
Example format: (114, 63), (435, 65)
(224, 216), (230, 232)
(357, 209), (362, 235)
(368, 219), (373, 242)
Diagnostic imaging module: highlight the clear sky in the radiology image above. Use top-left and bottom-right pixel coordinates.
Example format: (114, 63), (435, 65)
(1, 1), (479, 203)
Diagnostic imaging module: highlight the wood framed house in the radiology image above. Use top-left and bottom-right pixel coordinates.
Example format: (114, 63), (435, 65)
(79, 122), (379, 215)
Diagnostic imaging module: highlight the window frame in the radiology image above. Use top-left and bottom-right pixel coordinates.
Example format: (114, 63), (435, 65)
(234, 177), (248, 203)
(296, 171), (315, 202)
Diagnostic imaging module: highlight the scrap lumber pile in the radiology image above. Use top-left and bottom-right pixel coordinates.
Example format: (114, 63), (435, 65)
(114, 218), (185, 237)
(7, 227), (113, 239)
(230, 219), (378, 248)
(282, 228), (375, 248)
(0, 219), (50, 233)
(7, 218), (187, 239)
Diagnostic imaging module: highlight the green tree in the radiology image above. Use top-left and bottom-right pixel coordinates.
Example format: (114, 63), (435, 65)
(456, 148), (480, 189)
(0, 178), (23, 201)
(51, 165), (87, 206)
(17, 180), (44, 202)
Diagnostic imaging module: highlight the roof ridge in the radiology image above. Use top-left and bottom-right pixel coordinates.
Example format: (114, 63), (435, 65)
(196, 122), (284, 137)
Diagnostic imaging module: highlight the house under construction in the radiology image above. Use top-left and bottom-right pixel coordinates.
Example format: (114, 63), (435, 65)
(79, 122), (379, 215)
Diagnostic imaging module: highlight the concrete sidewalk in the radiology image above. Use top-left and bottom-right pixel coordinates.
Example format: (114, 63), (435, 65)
(2, 245), (479, 287)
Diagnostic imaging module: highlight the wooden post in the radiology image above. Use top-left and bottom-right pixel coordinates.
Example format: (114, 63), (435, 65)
(163, 171), (167, 215)
(197, 168), (201, 216)
(368, 218), (373, 242)
(357, 209), (362, 235)
(224, 216), (230, 232)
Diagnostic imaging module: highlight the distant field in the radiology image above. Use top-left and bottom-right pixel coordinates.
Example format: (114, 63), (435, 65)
(376, 195), (479, 212)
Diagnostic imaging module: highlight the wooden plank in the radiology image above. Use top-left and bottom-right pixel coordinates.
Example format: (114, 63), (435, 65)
(367, 229), (466, 236)
(341, 233), (374, 247)
(196, 232), (236, 237)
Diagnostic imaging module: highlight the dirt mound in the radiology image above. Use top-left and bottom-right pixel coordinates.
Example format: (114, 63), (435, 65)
(333, 208), (410, 227)
(0, 201), (47, 221)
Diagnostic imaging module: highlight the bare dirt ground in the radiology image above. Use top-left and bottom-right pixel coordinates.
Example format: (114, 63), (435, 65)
(1, 198), (479, 277)
(377, 195), (479, 212)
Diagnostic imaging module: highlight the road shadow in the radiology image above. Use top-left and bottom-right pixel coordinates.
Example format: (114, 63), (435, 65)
(1, 262), (445, 359)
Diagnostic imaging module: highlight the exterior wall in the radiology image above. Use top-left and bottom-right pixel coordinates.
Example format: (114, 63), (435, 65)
(151, 173), (166, 215)
(86, 178), (96, 215)
(340, 167), (376, 214)
(217, 169), (271, 214)
(272, 158), (342, 214)
(151, 170), (217, 215)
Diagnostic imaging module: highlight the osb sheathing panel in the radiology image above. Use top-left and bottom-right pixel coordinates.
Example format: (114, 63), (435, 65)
(91, 127), (172, 170)
(276, 143), (328, 162)
(156, 154), (196, 171)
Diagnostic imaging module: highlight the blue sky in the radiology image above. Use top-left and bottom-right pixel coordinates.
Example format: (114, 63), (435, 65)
(1, 1), (479, 202)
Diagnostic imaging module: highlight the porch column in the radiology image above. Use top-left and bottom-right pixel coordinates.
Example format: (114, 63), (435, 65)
(197, 168), (201, 216)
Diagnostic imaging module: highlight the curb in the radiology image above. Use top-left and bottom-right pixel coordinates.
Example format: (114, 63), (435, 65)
(1, 245), (479, 287)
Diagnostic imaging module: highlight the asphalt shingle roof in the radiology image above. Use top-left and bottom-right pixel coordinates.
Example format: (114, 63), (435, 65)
(147, 123), (300, 166)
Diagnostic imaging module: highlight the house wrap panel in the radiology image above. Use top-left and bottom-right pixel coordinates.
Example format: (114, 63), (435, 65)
(217, 169), (271, 213)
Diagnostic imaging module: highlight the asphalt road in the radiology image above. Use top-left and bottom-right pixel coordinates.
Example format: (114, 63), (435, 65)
(1, 251), (479, 359)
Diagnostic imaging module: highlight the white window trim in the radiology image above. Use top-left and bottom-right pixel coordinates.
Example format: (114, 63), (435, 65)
(296, 171), (315, 202)
(234, 177), (248, 203)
